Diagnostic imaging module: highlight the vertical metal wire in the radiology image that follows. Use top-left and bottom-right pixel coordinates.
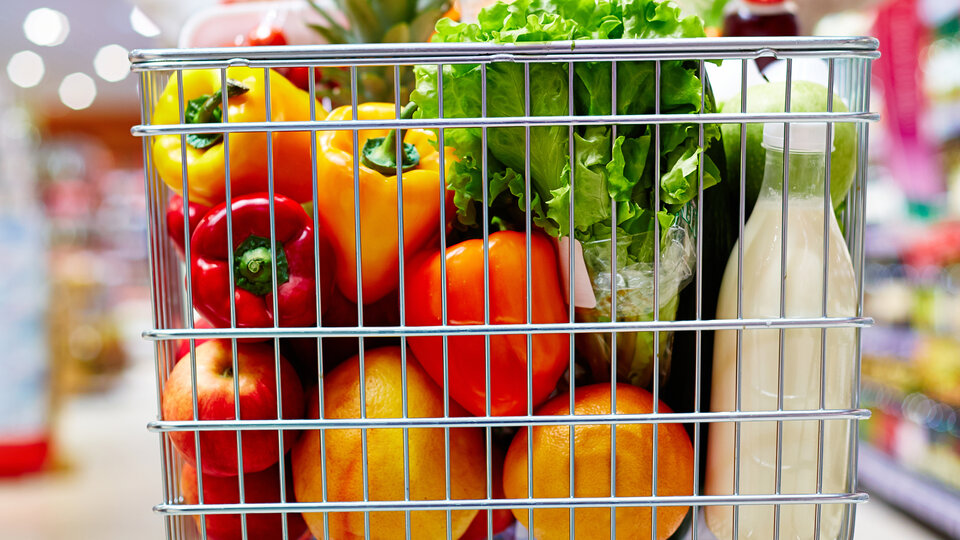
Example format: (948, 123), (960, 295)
(691, 57), (707, 540)
(393, 65), (413, 540)
(262, 67), (291, 540)
(567, 60), (576, 540)
(523, 60), (536, 537)
(733, 58), (749, 539)
(773, 58), (795, 540)
(609, 59), (619, 540)
(150, 69), (187, 539)
(480, 61), (494, 540)
(348, 65), (372, 540)
(157, 71), (185, 539)
(436, 62), (454, 540)
(152, 70), (183, 535)
(219, 66), (249, 540)
(307, 64), (332, 540)
(849, 56), (872, 540)
(814, 57), (836, 540)
(140, 69), (174, 540)
(175, 67), (207, 540)
(651, 58), (662, 540)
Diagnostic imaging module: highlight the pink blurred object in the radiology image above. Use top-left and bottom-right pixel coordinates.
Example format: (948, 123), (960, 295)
(179, 0), (343, 48)
(872, 0), (943, 202)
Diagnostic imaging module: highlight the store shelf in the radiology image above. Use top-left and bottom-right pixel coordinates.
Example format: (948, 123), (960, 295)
(858, 443), (960, 538)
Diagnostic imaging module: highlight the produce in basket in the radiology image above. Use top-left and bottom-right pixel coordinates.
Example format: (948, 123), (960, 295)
(189, 193), (333, 332)
(165, 194), (209, 259)
(411, 0), (723, 389)
(313, 102), (454, 305)
(305, 0), (456, 105)
(405, 231), (570, 417)
(162, 340), (304, 476)
(503, 383), (694, 540)
(292, 347), (487, 540)
(280, 287), (402, 383)
(719, 80), (857, 213)
(460, 445), (516, 540)
(174, 316), (213, 360)
(180, 462), (307, 540)
(151, 67), (325, 207)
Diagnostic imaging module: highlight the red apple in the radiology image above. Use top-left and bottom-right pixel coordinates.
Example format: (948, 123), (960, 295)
(180, 462), (307, 540)
(162, 340), (304, 476)
(460, 446), (515, 540)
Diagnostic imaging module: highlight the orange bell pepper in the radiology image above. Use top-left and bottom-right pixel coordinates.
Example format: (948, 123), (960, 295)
(315, 102), (453, 305)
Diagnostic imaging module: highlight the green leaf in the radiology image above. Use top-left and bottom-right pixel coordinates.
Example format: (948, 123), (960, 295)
(307, 23), (348, 45)
(410, 7), (449, 42)
(382, 22), (412, 44)
(343, 0), (381, 40)
(412, 0), (722, 279)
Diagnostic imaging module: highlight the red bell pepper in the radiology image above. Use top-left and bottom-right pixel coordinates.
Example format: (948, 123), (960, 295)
(190, 193), (334, 331)
(405, 231), (570, 417)
(166, 194), (210, 259)
(175, 317), (214, 360)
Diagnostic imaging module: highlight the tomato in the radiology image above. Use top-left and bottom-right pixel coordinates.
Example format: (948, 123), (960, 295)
(405, 231), (570, 417)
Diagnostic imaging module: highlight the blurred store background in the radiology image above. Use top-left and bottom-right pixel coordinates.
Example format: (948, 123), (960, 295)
(0, 0), (958, 539)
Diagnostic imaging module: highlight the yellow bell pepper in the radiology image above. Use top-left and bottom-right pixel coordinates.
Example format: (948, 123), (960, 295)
(151, 66), (326, 207)
(315, 102), (453, 305)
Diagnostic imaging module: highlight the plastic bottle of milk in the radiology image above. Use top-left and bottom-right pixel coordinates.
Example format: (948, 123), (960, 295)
(705, 123), (857, 539)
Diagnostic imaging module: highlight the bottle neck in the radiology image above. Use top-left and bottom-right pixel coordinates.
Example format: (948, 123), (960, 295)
(758, 147), (828, 200)
(731, 0), (796, 15)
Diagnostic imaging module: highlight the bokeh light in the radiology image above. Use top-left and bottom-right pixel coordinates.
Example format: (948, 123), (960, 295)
(23, 8), (70, 47)
(93, 44), (129, 83)
(58, 73), (97, 110)
(130, 7), (161, 38)
(6, 51), (45, 88)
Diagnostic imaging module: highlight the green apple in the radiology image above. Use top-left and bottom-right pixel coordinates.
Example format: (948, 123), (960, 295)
(720, 80), (858, 212)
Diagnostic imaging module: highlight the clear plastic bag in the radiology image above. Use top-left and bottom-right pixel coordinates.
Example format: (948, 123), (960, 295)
(575, 201), (697, 389)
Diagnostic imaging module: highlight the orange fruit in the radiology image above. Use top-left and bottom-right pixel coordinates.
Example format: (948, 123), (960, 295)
(292, 346), (487, 540)
(503, 383), (694, 540)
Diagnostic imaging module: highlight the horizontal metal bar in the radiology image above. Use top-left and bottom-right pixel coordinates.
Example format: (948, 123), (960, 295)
(144, 316), (873, 340)
(132, 112), (878, 137)
(154, 492), (869, 515)
(131, 49), (879, 72)
(129, 37), (879, 69)
(147, 408), (870, 432)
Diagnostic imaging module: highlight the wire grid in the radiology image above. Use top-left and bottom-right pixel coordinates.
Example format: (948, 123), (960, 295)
(132, 37), (878, 540)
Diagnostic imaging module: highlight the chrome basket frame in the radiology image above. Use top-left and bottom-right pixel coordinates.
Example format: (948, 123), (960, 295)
(132, 36), (878, 540)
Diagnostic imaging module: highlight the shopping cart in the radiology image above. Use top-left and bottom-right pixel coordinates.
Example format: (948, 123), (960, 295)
(132, 36), (879, 540)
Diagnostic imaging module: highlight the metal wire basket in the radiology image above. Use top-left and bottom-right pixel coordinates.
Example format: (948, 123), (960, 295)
(132, 36), (878, 540)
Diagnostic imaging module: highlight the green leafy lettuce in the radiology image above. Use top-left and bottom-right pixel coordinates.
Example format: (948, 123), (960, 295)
(411, 0), (723, 387)
(412, 0), (720, 250)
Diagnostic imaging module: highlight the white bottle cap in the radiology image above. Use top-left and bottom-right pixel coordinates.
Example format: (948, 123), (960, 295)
(762, 122), (835, 153)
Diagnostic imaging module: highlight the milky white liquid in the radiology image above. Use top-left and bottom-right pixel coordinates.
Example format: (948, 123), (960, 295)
(705, 196), (857, 540)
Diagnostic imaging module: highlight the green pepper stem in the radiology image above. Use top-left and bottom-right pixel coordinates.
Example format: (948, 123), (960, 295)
(381, 102), (419, 159)
(188, 78), (250, 124)
(360, 103), (420, 175)
(233, 234), (290, 296)
(237, 246), (273, 284)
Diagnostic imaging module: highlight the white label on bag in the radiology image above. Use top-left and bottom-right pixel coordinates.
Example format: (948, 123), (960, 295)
(556, 236), (597, 309)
